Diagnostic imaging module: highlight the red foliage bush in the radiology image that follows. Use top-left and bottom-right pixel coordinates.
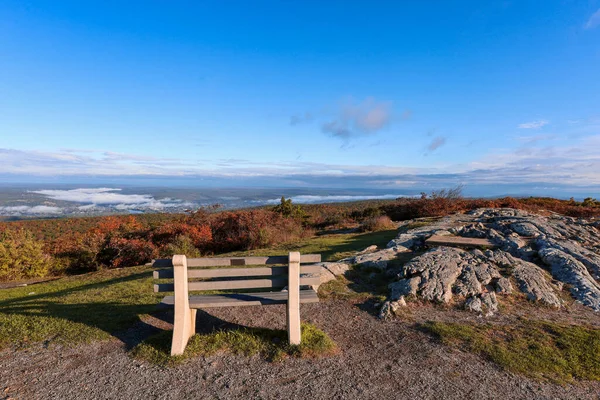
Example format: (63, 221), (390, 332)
(209, 209), (308, 252)
(100, 237), (157, 268)
(152, 222), (212, 249)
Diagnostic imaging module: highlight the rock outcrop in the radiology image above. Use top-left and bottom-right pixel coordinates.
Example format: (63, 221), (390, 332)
(373, 207), (600, 313)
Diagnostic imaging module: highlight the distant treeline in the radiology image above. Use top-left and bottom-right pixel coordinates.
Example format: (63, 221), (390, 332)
(1, 193), (598, 281)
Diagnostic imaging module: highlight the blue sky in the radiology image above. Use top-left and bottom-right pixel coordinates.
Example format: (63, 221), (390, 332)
(1, 1), (599, 196)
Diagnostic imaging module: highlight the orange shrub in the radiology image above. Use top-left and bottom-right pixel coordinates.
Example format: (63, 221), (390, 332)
(360, 215), (396, 232)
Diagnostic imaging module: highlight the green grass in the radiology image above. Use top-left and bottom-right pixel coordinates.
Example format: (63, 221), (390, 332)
(0, 266), (162, 349)
(400, 220), (437, 232)
(422, 319), (600, 383)
(131, 323), (337, 366)
(220, 229), (399, 262)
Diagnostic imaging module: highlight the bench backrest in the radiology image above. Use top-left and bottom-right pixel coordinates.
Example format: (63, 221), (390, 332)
(153, 253), (321, 293)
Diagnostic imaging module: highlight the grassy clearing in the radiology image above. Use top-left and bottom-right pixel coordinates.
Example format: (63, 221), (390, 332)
(0, 229), (392, 352)
(220, 229), (398, 262)
(318, 268), (389, 303)
(422, 319), (600, 383)
(400, 219), (437, 232)
(0, 266), (162, 349)
(132, 323), (337, 366)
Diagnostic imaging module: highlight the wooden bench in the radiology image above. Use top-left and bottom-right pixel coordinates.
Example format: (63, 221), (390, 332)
(425, 235), (496, 248)
(153, 252), (321, 355)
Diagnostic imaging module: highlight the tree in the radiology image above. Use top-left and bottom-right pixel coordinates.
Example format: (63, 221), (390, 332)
(273, 196), (307, 220)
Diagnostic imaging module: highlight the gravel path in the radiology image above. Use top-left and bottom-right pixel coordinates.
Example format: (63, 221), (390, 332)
(2, 300), (600, 400)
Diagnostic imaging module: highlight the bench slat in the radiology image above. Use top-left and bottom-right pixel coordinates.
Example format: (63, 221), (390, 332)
(153, 264), (322, 280)
(154, 275), (321, 293)
(189, 278), (287, 291)
(159, 289), (319, 308)
(152, 254), (321, 268)
(425, 235), (496, 248)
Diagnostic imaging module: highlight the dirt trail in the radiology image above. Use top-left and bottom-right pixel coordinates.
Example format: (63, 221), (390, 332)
(2, 300), (600, 400)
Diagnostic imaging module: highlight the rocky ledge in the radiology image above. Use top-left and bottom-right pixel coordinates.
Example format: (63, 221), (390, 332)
(318, 208), (600, 316)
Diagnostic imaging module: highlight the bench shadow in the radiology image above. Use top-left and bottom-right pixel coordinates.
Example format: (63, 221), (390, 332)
(0, 271), (175, 349)
(0, 269), (290, 351)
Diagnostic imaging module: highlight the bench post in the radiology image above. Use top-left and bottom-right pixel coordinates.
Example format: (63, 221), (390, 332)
(171, 255), (195, 356)
(287, 251), (301, 345)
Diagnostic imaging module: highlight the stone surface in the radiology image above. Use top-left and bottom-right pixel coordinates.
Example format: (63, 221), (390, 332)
(538, 247), (600, 311)
(481, 292), (498, 315)
(495, 277), (513, 294)
(357, 245), (378, 254)
(354, 248), (403, 270)
(511, 258), (562, 308)
(377, 207), (600, 312)
(465, 296), (482, 312)
(317, 262), (351, 277)
(403, 248), (464, 303)
(378, 301), (393, 320)
(388, 276), (421, 300)
(318, 267), (337, 285)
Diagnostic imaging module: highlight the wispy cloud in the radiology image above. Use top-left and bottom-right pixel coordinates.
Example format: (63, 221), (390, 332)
(289, 112), (313, 126)
(515, 134), (557, 144)
(427, 136), (447, 152)
(3, 135), (600, 191)
(518, 120), (549, 129)
(584, 8), (600, 29)
(321, 97), (392, 139)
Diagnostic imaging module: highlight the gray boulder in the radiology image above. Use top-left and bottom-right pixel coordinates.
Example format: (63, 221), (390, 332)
(389, 276), (421, 300)
(538, 247), (600, 311)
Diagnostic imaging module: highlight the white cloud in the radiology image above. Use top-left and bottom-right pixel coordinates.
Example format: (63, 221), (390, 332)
(31, 188), (194, 211)
(584, 8), (600, 29)
(0, 205), (62, 216)
(518, 120), (549, 129)
(31, 188), (156, 205)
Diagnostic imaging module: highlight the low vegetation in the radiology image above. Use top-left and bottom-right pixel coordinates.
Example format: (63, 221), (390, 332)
(423, 319), (600, 383)
(1, 191), (599, 281)
(359, 215), (396, 232)
(132, 323), (337, 366)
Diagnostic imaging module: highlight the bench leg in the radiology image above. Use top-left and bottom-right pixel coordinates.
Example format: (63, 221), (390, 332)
(190, 309), (197, 336)
(172, 306), (193, 356)
(171, 255), (193, 356)
(287, 252), (301, 345)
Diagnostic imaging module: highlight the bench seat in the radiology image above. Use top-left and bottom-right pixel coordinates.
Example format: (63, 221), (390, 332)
(160, 289), (319, 308)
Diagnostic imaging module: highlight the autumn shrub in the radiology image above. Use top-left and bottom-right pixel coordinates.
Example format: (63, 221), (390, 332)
(160, 235), (201, 258)
(359, 216), (396, 232)
(49, 231), (105, 274)
(517, 197), (600, 218)
(98, 237), (157, 268)
(209, 209), (308, 252)
(152, 222), (212, 250)
(0, 229), (52, 281)
(306, 204), (354, 229)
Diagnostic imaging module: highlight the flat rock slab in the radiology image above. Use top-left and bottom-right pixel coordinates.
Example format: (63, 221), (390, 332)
(425, 235), (496, 249)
